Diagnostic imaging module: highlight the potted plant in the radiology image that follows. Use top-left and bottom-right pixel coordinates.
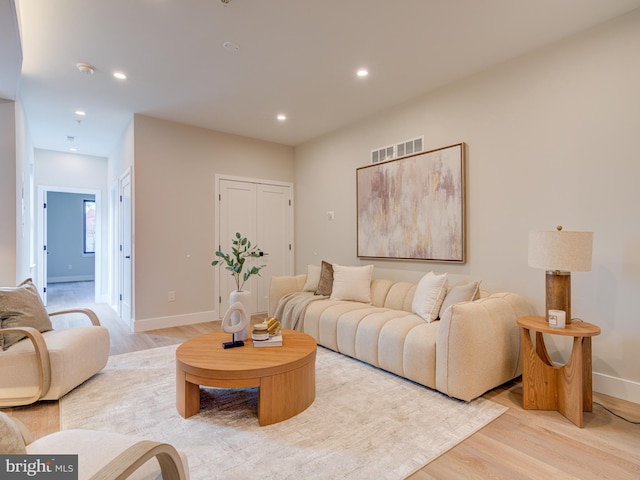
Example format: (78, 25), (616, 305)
(211, 232), (266, 292)
(212, 232), (266, 341)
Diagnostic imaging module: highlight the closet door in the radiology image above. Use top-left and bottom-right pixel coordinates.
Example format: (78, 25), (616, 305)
(217, 178), (292, 317)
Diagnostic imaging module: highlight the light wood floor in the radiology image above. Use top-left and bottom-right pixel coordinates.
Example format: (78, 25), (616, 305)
(4, 282), (640, 479)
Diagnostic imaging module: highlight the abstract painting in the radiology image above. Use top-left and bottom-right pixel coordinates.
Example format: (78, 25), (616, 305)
(357, 143), (465, 262)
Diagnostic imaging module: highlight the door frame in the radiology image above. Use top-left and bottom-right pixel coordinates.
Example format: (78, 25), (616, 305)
(214, 174), (294, 319)
(36, 185), (102, 305)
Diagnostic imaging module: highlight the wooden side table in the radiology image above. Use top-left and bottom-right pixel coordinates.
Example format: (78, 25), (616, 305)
(517, 315), (601, 427)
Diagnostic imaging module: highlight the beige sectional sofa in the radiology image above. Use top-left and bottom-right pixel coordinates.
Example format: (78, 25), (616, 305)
(269, 272), (532, 401)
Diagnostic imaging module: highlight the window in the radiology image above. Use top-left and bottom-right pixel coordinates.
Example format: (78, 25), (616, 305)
(83, 199), (96, 254)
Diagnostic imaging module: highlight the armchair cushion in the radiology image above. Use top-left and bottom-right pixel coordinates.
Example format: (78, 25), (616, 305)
(0, 279), (52, 350)
(1, 326), (110, 401)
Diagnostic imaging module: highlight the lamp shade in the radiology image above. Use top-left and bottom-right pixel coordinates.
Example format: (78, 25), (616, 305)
(528, 229), (593, 272)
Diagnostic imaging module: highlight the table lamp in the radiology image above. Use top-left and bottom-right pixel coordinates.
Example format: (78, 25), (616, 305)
(528, 226), (593, 324)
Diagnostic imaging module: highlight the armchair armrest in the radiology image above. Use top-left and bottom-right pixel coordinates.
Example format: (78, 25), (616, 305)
(90, 440), (188, 480)
(435, 292), (532, 401)
(0, 326), (52, 407)
(268, 274), (306, 317)
(49, 308), (101, 326)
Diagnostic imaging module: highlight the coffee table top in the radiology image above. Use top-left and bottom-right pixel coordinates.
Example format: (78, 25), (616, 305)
(176, 329), (317, 380)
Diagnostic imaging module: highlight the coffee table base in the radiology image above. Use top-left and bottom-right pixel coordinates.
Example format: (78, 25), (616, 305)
(176, 353), (316, 426)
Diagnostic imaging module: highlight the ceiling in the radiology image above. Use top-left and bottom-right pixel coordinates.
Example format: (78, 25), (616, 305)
(3, 0), (640, 157)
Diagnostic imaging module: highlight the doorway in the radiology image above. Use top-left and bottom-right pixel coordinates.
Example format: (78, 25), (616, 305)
(37, 186), (102, 306)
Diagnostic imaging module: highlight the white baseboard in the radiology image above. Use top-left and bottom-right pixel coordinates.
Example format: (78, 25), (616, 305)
(593, 372), (640, 405)
(133, 310), (218, 333)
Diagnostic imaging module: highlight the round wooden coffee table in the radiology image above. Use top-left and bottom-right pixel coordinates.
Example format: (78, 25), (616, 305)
(176, 329), (316, 426)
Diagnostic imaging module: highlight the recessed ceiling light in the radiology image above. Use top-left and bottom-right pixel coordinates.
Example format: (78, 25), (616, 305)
(356, 68), (369, 78)
(69, 148), (77, 152)
(75, 110), (86, 116)
(277, 114), (287, 121)
(113, 71), (127, 80)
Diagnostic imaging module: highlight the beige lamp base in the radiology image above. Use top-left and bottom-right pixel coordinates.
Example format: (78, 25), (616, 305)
(545, 271), (572, 324)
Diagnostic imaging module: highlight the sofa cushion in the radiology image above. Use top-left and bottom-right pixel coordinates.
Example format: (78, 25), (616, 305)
(440, 281), (481, 316)
(0, 279), (53, 350)
(330, 264), (374, 303)
(303, 264), (322, 292)
(411, 272), (448, 322)
(315, 261), (334, 296)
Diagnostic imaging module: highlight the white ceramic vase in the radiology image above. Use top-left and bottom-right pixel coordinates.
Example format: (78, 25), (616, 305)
(229, 290), (251, 340)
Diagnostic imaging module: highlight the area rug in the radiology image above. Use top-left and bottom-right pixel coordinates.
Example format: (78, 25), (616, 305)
(61, 344), (507, 479)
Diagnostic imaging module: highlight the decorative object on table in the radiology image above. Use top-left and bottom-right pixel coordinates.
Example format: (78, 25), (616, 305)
(228, 290), (251, 340)
(251, 323), (270, 342)
(212, 232), (266, 340)
(221, 302), (250, 349)
(528, 225), (593, 324)
(356, 143), (465, 262)
(263, 317), (281, 336)
(547, 309), (566, 329)
(252, 318), (282, 347)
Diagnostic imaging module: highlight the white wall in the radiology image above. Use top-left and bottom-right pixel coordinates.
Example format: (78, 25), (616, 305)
(294, 10), (640, 402)
(46, 192), (96, 282)
(14, 96), (35, 284)
(131, 115), (295, 331)
(0, 99), (16, 285)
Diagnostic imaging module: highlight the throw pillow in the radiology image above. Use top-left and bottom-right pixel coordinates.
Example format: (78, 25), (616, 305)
(411, 272), (448, 323)
(0, 412), (27, 454)
(315, 261), (334, 296)
(0, 279), (53, 351)
(439, 281), (481, 317)
(303, 264), (322, 292)
(330, 264), (374, 303)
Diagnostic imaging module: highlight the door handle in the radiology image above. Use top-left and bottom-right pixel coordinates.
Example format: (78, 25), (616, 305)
(125, 255), (131, 259)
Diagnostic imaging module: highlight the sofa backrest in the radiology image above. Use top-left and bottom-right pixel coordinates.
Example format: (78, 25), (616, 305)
(370, 278), (489, 313)
(370, 279), (416, 312)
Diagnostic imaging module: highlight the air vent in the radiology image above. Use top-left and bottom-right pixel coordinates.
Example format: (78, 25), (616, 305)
(370, 136), (424, 164)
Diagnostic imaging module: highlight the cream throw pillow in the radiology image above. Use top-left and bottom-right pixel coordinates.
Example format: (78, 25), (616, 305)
(0, 279), (53, 350)
(330, 264), (374, 303)
(439, 281), (481, 316)
(303, 264), (322, 292)
(412, 272), (448, 322)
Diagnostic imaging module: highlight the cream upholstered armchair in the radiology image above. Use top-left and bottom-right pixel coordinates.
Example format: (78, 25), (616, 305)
(0, 279), (110, 407)
(0, 412), (189, 480)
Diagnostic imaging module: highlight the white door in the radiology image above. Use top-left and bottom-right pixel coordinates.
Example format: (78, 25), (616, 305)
(119, 171), (133, 325)
(217, 178), (292, 317)
(256, 184), (292, 312)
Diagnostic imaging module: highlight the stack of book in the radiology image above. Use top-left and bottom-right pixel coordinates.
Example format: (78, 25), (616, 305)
(253, 334), (283, 347)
